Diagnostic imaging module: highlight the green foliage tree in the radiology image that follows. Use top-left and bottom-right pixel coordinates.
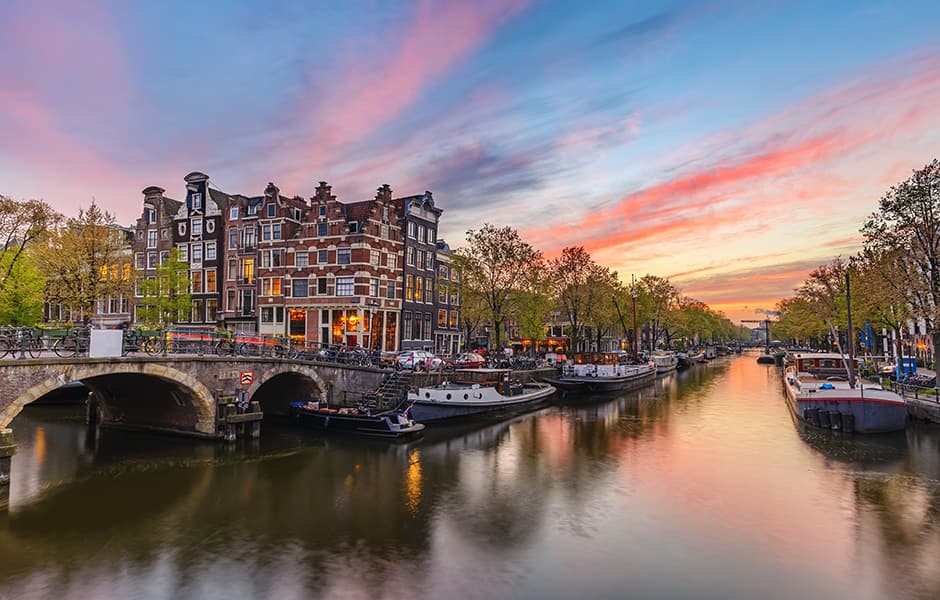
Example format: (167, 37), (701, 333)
(37, 201), (133, 322)
(137, 247), (191, 326)
(636, 274), (678, 351)
(452, 224), (543, 350)
(862, 159), (940, 364)
(0, 247), (45, 326)
(0, 194), (59, 298)
(549, 246), (621, 352)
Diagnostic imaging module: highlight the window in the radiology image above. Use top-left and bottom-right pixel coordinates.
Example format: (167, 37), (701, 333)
(295, 252), (309, 268)
(414, 313), (422, 340)
(262, 225), (271, 241)
(388, 254), (396, 269)
(406, 275), (414, 301)
(319, 205), (326, 217)
(338, 248), (351, 265)
(135, 253), (144, 269)
(147, 252), (157, 269)
(370, 250), (380, 265)
(272, 223), (281, 240)
(227, 289), (236, 311)
(206, 218), (215, 234)
(206, 269), (217, 293)
(192, 193), (202, 210)
(261, 307), (273, 323)
(178, 222), (187, 236)
(438, 310), (447, 327)
(414, 276), (423, 302)
(424, 313), (432, 340)
(426, 278), (433, 301)
(387, 280), (396, 299)
(439, 286), (446, 303)
(292, 279), (309, 297)
(229, 227), (238, 249)
(292, 208), (302, 221)
(261, 251), (270, 268)
(243, 257), (254, 284)
(162, 228), (168, 239)
(403, 312), (412, 340)
(408, 222), (417, 238)
(123, 264), (131, 280)
(192, 300), (203, 322)
(192, 270), (203, 294)
(272, 249), (281, 267)
(121, 296), (129, 313)
(336, 277), (354, 296)
(449, 310), (458, 328)
(407, 247), (416, 266)
(243, 227), (256, 249)
(381, 223), (389, 239)
(192, 217), (202, 236)
(206, 299), (217, 322)
(440, 265), (449, 279)
(206, 242), (216, 261)
(146, 207), (156, 224)
(228, 258), (237, 280)
(240, 289), (254, 315)
(317, 222), (328, 236)
(383, 206), (389, 220)
(349, 222), (359, 233)
(419, 250), (426, 269)
(419, 225), (426, 243)
(179, 245), (189, 262)
(160, 251), (169, 265)
(191, 243), (203, 263)
(267, 203), (276, 217)
(230, 206), (238, 220)
(370, 278), (379, 297)
(318, 249), (328, 264)
(261, 277), (282, 296)
(247, 203), (258, 216)
(147, 230), (157, 249)
(317, 278), (327, 295)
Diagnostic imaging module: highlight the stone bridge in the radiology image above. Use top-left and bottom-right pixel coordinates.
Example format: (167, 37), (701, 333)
(0, 356), (386, 439)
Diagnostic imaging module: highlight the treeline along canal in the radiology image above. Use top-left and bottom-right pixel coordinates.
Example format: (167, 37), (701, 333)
(2, 354), (939, 599)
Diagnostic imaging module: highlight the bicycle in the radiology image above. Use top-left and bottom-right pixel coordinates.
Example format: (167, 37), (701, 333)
(53, 331), (90, 358)
(0, 327), (44, 359)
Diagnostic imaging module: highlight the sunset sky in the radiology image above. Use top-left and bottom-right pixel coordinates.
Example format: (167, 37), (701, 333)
(3, 1), (940, 322)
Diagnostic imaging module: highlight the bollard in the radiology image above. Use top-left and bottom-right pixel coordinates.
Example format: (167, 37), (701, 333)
(249, 401), (262, 439)
(0, 429), (16, 510)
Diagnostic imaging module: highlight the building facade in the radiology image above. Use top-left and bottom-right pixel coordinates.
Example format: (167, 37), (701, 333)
(220, 193), (262, 332)
(130, 185), (182, 325)
(394, 192), (441, 352)
(434, 239), (462, 355)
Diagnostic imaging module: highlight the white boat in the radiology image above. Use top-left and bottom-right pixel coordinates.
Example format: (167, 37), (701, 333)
(689, 349), (706, 364)
(652, 351), (678, 373)
(543, 352), (656, 393)
(407, 369), (556, 423)
(783, 352), (907, 433)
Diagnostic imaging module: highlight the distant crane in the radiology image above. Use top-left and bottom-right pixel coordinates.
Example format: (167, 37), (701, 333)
(741, 319), (772, 354)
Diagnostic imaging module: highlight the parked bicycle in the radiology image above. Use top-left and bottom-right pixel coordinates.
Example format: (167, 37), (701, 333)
(53, 330), (90, 358)
(0, 327), (44, 359)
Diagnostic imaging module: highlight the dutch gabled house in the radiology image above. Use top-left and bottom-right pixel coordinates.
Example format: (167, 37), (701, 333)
(277, 182), (403, 351)
(172, 172), (224, 326)
(130, 185), (182, 324)
(256, 182), (307, 338)
(434, 239), (462, 355)
(220, 193), (262, 332)
(393, 191), (441, 353)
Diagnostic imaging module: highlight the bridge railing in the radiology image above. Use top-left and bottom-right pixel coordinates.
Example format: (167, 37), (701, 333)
(0, 324), (393, 369)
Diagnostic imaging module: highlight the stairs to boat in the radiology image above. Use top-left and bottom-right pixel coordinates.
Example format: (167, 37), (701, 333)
(363, 370), (412, 410)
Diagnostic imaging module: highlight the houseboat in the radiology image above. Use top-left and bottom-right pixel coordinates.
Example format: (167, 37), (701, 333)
(543, 352), (656, 393)
(407, 369), (556, 423)
(783, 352), (907, 433)
(289, 401), (425, 439)
(652, 351), (679, 373)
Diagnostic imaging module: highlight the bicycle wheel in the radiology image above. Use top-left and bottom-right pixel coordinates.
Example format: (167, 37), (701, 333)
(53, 337), (77, 358)
(27, 337), (43, 358)
(0, 337), (10, 359)
(142, 336), (164, 356)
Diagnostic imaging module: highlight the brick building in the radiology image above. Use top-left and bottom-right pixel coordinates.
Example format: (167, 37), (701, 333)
(130, 185), (182, 324)
(394, 192), (441, 352)
(256, 182), (308, 337)
(434, 239), (462, 355)
(172, 172), (225, 325)
(219, 193), (262, 332)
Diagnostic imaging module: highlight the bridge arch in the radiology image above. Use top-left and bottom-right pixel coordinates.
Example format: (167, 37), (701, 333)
(248, 364), (326, 416)
(1, 363), (216, 435)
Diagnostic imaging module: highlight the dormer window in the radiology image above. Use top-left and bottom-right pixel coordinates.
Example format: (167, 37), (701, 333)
(349, 221), (360, 233)
(248, 203), (258, 216)
(192, 193), (202, 210)
(230, 206), (238, 220)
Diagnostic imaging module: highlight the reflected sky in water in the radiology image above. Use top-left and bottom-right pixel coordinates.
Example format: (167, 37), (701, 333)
(3, 355), (939, 599)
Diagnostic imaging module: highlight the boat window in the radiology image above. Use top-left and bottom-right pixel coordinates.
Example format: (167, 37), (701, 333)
(425, 392), (431, 398)
(464, 394), (469, 400)
(446, 393), (451, 400)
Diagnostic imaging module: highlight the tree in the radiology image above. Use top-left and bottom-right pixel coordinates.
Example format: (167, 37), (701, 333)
(862, 159), (940, 367)
(636, 275), (678, 351)
(0, 195), (59, 297)
(36, 201), (133, 322)
(452, 224), (543, 350)
(549, 246), (621, 352)
(0, 246), (45, 326)
(137, 247), (192, 326)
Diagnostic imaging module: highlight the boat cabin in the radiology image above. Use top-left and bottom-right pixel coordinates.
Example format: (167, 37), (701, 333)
(453, 368), (523, 396)
(792, 353), (857, 378)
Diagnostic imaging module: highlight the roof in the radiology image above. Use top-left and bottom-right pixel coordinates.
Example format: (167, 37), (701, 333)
(207, 188), (231, 210)
(343, 199), (373, 222)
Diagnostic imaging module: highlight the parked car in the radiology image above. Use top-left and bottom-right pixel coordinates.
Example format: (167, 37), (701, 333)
(455, 352), (486, 369)
(396, 351), (442, 371)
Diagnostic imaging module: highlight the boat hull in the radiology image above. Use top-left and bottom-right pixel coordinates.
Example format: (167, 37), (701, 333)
(290, 404), (425, 439)
(783, 380), (907, 433)
(408, 384), (555, 423)
(543, 369), (655, 394)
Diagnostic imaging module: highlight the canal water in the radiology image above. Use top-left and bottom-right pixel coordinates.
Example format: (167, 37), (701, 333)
(2, 354), (939, 600)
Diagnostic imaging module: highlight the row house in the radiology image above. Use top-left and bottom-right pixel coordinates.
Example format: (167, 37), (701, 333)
(129, 173), (458, 353)
(272, 182), (404, 351)
(434, 240), (462, 355)
(220, 193), (262, 332)
(394, 192), (442, 352)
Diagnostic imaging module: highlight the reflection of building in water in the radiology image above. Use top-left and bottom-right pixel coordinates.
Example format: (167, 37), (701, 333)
(406, 448), (422, 515)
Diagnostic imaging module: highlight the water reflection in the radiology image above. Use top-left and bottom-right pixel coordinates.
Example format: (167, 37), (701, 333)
(2, 357), (939, 599)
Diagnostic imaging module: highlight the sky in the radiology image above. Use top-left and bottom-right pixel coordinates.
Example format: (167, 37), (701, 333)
(2, 0), (940, 323)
